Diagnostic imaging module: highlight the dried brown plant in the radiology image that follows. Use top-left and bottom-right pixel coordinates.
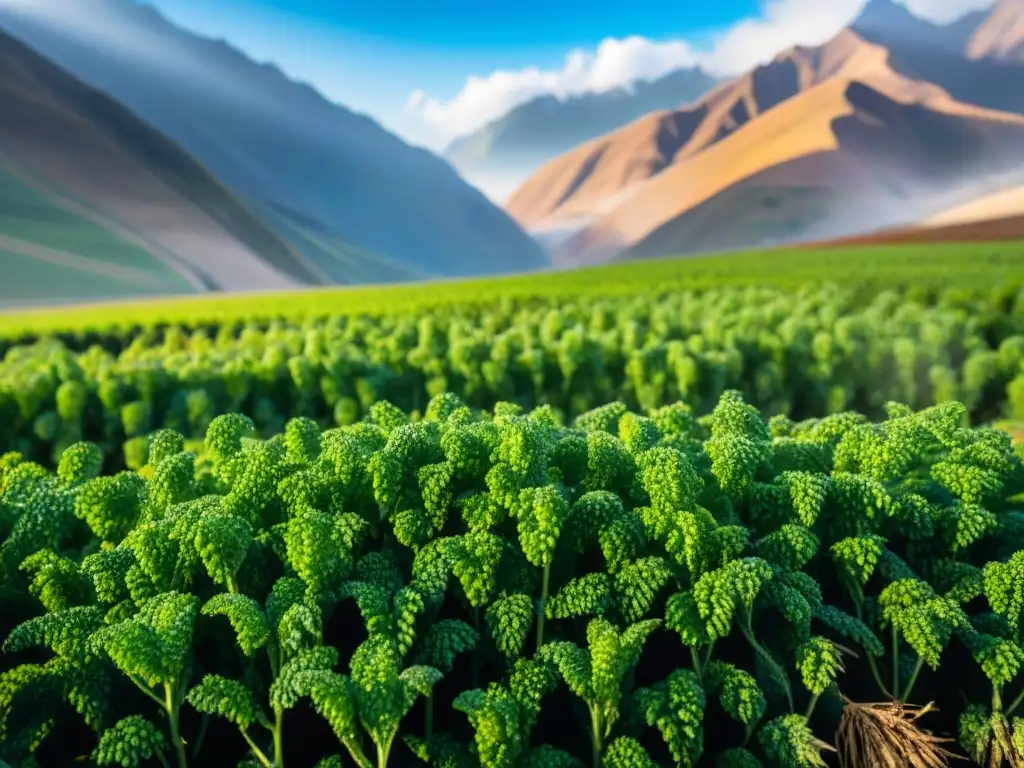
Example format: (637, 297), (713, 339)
(836, 698), (962, 768)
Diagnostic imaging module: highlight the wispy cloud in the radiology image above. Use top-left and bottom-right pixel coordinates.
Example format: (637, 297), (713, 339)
(407, 0), (997, 143)
(407, 36), (701, 147)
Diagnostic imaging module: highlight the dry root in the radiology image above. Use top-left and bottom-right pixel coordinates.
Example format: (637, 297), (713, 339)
(836, 698), (961, 768)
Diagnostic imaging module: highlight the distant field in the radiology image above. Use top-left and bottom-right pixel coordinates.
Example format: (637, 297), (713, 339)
(1, 240), (1021, 337)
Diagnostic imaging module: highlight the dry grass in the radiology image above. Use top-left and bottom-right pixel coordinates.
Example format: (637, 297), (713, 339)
(836, 699), (962, 768)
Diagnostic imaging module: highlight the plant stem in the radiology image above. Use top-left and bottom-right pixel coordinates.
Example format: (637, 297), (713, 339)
(743, 719), (758, 747)
(154, 747), (172, 768)
(689, 646), (703, 679)
(264, 640), (285, 767)
(1005, 686), (1024, 718)
(740, 615), (793, 712)
(702, 643), (715, 668)
(472, 606), (481, 689)
(128, 675), (167, 707)
(268, 642), (281, 678)
(377, 731), (397, 768)
(589, 706), (603, 768)
(164, 682), (188, 768)
(900, 657), (926, 703)
(241, 729), (273, 768)
(227, 575), (239, 594)
(343, 738), (373, 768)
(854, 593), (897, 698)
(891, 626), (900, 702)
(866, 654), (894, 700)
(805, 692), (821, 720)
(537, 562), (551, 651)
(273, 708), (284, 767)
(191, 714), (210, 757)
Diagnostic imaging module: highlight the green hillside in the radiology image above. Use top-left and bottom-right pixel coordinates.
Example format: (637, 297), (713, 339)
(0, 164), (196, 305)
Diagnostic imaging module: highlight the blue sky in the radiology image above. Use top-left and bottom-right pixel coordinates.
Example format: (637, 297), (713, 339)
(143, 0), (990, 148)
(144, 0), (753, 144)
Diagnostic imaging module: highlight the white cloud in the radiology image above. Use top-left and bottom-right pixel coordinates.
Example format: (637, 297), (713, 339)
(408, 36), (700, 144)
(902, 0), (999, 23)
(701, 0), (864, 75)
(407, 0), (997, 143)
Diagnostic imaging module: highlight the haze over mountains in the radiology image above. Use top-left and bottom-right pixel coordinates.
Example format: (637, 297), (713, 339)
(443, 67), (720, 201)
(0, 0), (547, 305)
(502, 0), (1024, 265)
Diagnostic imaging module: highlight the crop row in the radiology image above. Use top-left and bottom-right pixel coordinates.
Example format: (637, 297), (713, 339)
(1, 243), (1021, 339)
(1, 391), (1023, 768)
(1, 285), (1023, 469)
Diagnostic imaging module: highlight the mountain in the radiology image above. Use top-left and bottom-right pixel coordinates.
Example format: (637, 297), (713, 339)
(0, 27), (325, 307)
(505, 28), (1024, 265)
(965, 0), (1024, 62)
(507, 30), (947, 228)
(851, 0), (988, 53)
(921, 183), (1024, 225)
(852, 0), (1024, 115)
(0, 0), (546, 283)
(852, 0), (1024, 63)
(443, 67), (719, 198)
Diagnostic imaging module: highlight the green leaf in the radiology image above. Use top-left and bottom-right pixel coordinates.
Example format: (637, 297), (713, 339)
(186, 675), (261, 728)
(201, 593), (270, 657)
(486, 593), (533, 659)
(92, 715), (166, 767)
(602, 736), (657, 768)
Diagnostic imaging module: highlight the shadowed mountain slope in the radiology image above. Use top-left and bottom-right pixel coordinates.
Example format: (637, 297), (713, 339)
(0, 0), (547, 281)
(851, 0), (1024, 115)
(0, 27), (323, 305)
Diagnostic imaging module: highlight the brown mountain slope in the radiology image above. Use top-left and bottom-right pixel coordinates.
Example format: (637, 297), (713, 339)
(922, 184), (1024, 225)
(550, 76), (1024, 264)
(506, 30), (948, 229)
(966, 0), (1024, 61)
